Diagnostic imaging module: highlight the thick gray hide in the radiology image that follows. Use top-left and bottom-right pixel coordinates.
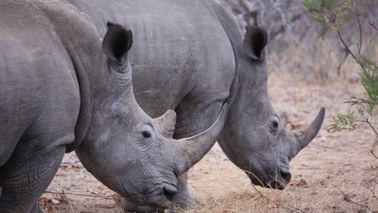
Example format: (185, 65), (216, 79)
(62, 0), (325, 210)
(0, 0), (229, 212)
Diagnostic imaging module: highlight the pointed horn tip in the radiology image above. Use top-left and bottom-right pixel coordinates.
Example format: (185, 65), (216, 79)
(155, 109), (176, 122)
(189, 103), (229, 138)
(319, 107), (325, 116)
(302, 107), (326, 142)
(166, 109), (177, 118)
(291, 107), (325, 157)
(203, 102), (229, 138)
(221, 102), (229, 115)
(215, 103), (229, 125)
(315, 107), (326, 125)
(306, 107), (326, 134)
(180, 103), (229, 141)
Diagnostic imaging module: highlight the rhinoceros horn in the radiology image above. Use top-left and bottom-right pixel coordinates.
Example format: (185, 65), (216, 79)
(153, 109), (177, 139)
(168, 103), (228, 175)
(293, 107), (325, 156)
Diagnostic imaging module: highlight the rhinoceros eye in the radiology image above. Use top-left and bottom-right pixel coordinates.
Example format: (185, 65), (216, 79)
(272, 120), (279, 129)
(269, 116), (280, 134)
(136, 124), (155, 146)
(142, 131), (151, 138)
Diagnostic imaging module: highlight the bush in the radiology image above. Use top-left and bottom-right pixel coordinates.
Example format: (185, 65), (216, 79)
(304, 0), (378, 153)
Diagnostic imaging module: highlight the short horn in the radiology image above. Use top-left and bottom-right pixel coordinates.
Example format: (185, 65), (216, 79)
(153, 109), (177, 138)
(295, 107), (325, 151)
(173, 103), (228, 175)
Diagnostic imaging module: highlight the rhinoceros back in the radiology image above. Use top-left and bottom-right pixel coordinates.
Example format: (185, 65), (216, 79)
(63, 0), (236, 119)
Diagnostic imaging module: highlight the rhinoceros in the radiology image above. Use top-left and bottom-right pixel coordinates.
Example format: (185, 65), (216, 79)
(62, 0), (325, 211)
(0, 1), (228, 212)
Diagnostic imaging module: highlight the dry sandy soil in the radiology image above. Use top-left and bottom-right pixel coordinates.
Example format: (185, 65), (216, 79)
(39, 70), (378, 212)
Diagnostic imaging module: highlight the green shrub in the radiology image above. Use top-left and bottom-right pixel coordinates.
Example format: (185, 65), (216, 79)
(304, 0), (378, 151)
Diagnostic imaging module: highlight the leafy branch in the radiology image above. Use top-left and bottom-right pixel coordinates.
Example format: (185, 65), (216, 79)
(304, 0), (378, 155)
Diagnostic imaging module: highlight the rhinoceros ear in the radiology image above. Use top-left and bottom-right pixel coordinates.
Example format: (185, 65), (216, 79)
(243, 26), (268, 60)
(102, 22), (133, 63)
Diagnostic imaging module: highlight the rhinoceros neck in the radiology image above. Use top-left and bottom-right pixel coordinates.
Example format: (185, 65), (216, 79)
(62, 28), (103, 153)
(64, 46), (95, 152)
(37, 2), (103, 152)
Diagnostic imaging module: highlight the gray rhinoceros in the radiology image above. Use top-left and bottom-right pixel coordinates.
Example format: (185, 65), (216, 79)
(62, 0), (325, 211)
(0, 1), (228, 212)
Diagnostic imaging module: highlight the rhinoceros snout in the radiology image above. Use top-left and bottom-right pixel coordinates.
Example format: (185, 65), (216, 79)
(267, 170), (291, 190)
(280, 170), (292, 184)
(143, 184), (178, 209)
(247, 169), (291, 190)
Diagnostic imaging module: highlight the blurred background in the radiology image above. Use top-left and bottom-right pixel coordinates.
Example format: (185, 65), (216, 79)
(220, 0), (377, 83)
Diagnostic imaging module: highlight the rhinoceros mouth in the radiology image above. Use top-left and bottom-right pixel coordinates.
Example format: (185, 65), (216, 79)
(142, 183), (178, 209)
(118, 180), (177, 209)
(125, 190), (174, 209)
(145, 197), (173, 209)
(266, 180), (287, 190)
(246, 171), (291, 190)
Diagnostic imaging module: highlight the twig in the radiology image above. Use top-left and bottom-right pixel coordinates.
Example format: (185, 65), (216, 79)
(371, 149), (378, 159)
(368, 19), (378, 31)
(336, 50), (349, 75)
(365, 175), (378, 202)
(365, 118), (378, 136)
(371, 138), (378, 159)
(44, 190), (113, 200)
(61, 190), (75, 212)
(356, 15), (363, 55)
(366, 186), (378, 201)
(336, 188), (375, 212)
(368, 18), (378, 42)
(336, 29), (357, 60)
(251, 185), (306, 213)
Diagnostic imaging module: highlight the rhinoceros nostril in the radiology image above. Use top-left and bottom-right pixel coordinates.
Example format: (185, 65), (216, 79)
(280, 170), (292, 182)
(163, 184), (177, 200)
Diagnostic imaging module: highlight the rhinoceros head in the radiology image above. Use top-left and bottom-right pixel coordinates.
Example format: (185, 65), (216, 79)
(75, 23), (228, 208)
(218, 26), (325, 190)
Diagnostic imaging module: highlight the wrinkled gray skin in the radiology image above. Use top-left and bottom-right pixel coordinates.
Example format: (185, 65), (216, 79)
(0, 1), (228, 212)
(62, 0), (325, 211)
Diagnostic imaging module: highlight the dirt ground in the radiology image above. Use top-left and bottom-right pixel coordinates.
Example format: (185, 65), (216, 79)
(39, 70), (378, 212)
